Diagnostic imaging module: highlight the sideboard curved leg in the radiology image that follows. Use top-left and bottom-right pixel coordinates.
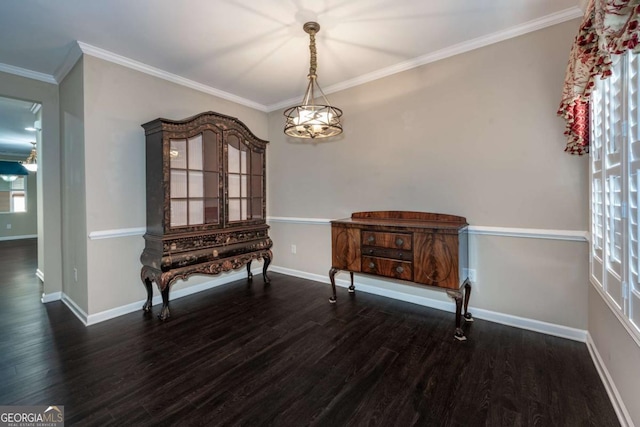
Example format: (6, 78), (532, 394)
(262, 254), (271, 284)
(158, 286), (171, 321)
(142, 277), (153, 313)
(348, 271), (355, 293)
(329, 267), (339, 303)
(447, 289), (466, 341)
(463, 280), (473, 322)
(247, 260), (253, 281)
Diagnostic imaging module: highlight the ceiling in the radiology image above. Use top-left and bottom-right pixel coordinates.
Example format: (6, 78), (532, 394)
(0, 0), (582, 155)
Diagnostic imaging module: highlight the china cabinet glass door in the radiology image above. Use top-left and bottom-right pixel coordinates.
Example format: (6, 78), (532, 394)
(170, 130), (220, 228)
(227, 133), (264, 223)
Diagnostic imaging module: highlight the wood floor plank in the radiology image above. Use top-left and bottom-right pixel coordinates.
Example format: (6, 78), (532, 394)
(0, 239), (620, 426)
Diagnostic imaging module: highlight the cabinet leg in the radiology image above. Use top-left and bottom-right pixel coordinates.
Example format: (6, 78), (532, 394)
(142, 277), (153, 313)
(463, 280), (473, 322)
(262, 255), (271, 284)
(158, 286), (171, 321)
(447, 289), (466, 341)
(348, 271), (355, 293)
(247, 260), (253, 281)
(329, 267), (339, 303)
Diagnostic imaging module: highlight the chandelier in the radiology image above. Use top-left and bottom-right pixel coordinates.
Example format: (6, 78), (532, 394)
(22, 142), (37, 172)
(284, 22), (343, 139)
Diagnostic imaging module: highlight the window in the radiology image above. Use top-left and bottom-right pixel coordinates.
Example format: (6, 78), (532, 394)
(0, 176), (26, 213)
(590, 51), (640, 338)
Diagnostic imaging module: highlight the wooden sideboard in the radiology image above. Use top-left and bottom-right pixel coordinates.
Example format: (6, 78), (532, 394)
(330, 211), (473, 340)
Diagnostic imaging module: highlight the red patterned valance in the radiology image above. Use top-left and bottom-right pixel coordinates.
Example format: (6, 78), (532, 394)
(558, 0), (640, 155)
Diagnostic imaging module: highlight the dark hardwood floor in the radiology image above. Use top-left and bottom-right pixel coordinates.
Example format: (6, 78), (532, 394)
(0, 239), (619, 426)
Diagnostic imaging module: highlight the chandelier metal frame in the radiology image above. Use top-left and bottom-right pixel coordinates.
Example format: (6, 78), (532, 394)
(284, 22), (343, 139)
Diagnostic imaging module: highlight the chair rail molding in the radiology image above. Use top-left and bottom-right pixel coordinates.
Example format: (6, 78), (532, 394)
(266, 216), (588, 242)
(88, 227), (146, 240)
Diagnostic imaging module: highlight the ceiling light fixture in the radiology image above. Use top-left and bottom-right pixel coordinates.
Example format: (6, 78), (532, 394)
(0, 160), (29, 182)
(284, 22), (343, 139)
(25, 120), (42, 132)
(22, 142), (37, 172)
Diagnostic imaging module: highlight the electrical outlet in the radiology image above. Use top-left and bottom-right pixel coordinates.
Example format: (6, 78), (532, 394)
(291, 244), (297, 254)
(6, 224), (11, 229)
(73, 268), (78, 282)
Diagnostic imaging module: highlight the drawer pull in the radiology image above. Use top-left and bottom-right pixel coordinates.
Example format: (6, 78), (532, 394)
(395, 238), (404, 246)
(396, 266), (404, 274)
(368, 236), (375, 243)
(368, 249), (374, 254)
(369, 262), (376, 269)
(397, 252), (403, 258)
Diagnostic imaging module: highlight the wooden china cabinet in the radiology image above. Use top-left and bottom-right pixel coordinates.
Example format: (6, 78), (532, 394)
(139, 111), (272, 320)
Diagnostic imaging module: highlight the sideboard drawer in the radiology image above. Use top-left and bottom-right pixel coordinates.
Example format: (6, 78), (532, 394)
(362, 231), (412, 250)
(362, 256), (412, 281)
(362, 246), (412, 261)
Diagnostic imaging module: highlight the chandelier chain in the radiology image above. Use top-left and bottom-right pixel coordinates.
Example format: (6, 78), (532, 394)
(308, 32), (317, 77)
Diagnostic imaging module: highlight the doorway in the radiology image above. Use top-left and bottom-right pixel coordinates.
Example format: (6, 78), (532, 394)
(0, 95), (42, 290)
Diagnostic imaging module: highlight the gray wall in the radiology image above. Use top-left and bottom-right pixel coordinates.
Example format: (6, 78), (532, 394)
(80, 54), (268, 314)
(267, 19), (589, 329)
(589, 285), (640, 425)
(60, 58), (88, 312)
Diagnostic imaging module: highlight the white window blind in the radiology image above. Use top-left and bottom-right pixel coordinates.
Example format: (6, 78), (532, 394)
(627, 52), (640, 330)
(591, 51), (640, 338)
(592, 86), (604, 287)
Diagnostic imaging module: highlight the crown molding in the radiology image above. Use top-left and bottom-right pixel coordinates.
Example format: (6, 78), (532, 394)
(75, 41), (269, 112)
(53, 42), (83, 83)
(0, 6), (584, 112)
(267, 6), (584, 112)
(0, 62), (57, 84)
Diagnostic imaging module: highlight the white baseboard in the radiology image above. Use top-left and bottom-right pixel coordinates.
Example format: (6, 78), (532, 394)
(0, 234), (37, 241)
(54, 262), (588, 343)
(61, 292), (89, 325)
(586, 333), (632, 427)
(269, 265), (588, 342)
(59, 268), (261, 326)
(41, 291), (61, 303)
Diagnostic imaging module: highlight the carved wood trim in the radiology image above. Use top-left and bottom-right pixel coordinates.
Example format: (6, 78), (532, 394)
(141, 249), (272, 291)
